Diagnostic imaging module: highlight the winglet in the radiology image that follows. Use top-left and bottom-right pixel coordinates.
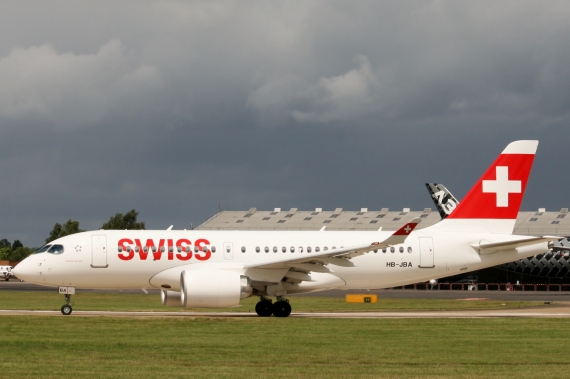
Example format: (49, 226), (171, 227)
(393, 217), (421, 235)
(380, 217), (421, 246)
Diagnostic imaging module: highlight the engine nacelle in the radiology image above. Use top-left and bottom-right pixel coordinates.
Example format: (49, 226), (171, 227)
(180, 269), (252, 308)
(161, 290), (182, 307)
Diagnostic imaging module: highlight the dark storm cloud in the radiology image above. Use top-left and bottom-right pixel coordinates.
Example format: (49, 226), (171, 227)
(0, 1), (569, 246)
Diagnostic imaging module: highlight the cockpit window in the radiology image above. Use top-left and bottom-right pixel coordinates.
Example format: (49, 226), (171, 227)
(33, 245), (52, 254)
(47, 245), (65, 255)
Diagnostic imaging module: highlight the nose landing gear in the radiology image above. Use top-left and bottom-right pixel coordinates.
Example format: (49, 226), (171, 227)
(61, 295), (73, 315)
(58, 286), (75, 315)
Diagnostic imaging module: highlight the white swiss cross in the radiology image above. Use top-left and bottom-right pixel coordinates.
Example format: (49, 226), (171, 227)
(482, 166), (521, 207)
(404, 225), (412, 234)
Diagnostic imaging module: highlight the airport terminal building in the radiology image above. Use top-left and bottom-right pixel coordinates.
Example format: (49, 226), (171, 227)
(196, 207), (570, 284)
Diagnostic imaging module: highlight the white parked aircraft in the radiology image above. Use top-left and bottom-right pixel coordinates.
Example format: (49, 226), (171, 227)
(14, 140), (559, 317)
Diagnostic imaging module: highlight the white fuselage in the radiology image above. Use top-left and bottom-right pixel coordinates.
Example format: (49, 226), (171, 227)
(15, 226), (549, 292)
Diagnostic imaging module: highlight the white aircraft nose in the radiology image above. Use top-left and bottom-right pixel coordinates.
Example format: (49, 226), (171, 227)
(12, 258), (34, 281)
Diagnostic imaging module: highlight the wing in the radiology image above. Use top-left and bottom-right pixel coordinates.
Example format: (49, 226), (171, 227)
(245, 218), (421, 271)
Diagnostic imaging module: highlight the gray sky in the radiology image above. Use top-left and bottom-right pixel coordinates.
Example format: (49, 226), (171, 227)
(1, 1), (569, 247)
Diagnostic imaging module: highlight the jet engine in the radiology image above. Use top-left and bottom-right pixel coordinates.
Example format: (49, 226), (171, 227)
(180, 269), (253, 308)
(161, 290), (182, 307)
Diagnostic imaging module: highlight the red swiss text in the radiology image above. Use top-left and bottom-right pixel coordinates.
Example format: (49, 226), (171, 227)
(117, 238), (211, 261)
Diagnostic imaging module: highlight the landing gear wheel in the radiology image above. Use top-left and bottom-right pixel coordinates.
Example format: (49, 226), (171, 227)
(272, 300), (291, 318)
(61, 305), (72, 315)
(255, 300), (273, 317)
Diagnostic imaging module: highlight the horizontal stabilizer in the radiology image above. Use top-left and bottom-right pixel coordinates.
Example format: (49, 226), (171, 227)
(472, 236), (561, 252)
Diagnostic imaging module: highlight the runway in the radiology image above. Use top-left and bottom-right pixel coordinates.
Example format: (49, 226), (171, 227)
(2, 280), (570, 302)
(3, 281), (570, 318)
(1, 305), (570, 318)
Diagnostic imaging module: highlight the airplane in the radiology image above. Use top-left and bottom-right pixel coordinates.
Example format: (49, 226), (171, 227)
(426, 183), (459, 219)
(14, 140), (561, 317)
(426, 181), (570, 279)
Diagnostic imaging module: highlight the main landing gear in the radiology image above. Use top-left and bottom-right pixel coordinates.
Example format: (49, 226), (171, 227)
(255, 296), (292, 317)
(61, 294), (73, 315)
(255, 298), (273, 317)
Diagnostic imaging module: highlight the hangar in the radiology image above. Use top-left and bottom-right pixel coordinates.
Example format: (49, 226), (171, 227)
(197, 207), (570, 283)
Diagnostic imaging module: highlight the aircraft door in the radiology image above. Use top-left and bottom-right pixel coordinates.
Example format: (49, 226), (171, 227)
(419, 237), (435, 268)
(91, 235), (108, 268)
(223, 242), (233, 260)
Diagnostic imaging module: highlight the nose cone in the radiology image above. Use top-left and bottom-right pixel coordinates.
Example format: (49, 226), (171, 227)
(12, 257), (35, 282)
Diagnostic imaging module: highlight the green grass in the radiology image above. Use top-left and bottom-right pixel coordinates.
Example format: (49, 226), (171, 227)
(0, 291), (543, 312)
(1, 317), (569, 378)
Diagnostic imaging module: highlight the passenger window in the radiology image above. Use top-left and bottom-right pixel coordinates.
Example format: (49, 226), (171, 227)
(315, 247), (320, 252)
(135, 246), (140, 253)
(307, 247), (312, 253)
(382, 248), (387, 253)
(399, 247), (404, 253)
(256, 246), (260, 253)
(212, 246), (216, 253)
(407, 246), (412, 253)
(241, 246), (246, 253)
(273, 246), (277, 253)
(290, 246), (295, 253)
(265, 246), (269, 253)
(282, 246), (286, 253)
(390, 247), (395, 253)
(324, 247), (328, 251)
(160, 246), (165, 253)
(299, 246), (303, 253)
(226, 246), (230, 252)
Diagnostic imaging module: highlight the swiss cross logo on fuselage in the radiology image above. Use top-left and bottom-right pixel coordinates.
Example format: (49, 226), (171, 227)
(117, 238), (212, 261)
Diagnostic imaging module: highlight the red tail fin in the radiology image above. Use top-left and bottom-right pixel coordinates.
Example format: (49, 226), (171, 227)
(447, 140), (538, 220)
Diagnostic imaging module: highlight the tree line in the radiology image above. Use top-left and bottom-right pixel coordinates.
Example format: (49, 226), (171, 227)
(0, 210), (145, 261)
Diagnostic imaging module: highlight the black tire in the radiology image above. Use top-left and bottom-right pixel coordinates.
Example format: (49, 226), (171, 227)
(255, 300), (273, 317)
(272, 300), (291, 318)
(61, 305), (72, 315)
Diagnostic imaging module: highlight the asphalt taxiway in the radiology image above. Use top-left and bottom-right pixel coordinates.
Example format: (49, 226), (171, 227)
(2, 280), (570, 318)
(2, 280), (570, 302)
(1, 306), (570, 318)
